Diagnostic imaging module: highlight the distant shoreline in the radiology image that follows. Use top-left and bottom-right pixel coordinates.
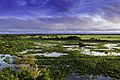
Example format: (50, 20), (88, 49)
(0, 30), (120, 34)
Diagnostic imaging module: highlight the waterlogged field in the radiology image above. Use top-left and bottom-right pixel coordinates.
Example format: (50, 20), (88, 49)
(0, 35), (120, 80)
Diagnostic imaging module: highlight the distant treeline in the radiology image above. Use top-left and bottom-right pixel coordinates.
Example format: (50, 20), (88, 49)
(0, 34), (120, 42)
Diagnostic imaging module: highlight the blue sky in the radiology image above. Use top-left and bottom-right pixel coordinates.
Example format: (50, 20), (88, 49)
(0, 0), (120, 32)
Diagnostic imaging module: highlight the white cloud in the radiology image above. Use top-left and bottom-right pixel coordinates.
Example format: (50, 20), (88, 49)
(0, 13), (120, 31)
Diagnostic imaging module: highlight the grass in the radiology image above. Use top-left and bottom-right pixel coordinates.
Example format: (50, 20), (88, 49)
(0, 34), (120, 79)
(4, 57), (10, 64)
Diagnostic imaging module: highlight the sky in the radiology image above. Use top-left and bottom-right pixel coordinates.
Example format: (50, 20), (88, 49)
(0, 0), (120, 33)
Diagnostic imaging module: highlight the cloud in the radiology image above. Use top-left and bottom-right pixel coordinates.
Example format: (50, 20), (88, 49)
(0, 13), (120, 31)
(0, 0), (120, 32)
(0, 0), (119, 16)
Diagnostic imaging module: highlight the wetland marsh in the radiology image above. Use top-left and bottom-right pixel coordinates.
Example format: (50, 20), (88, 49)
(0, 34), (120, 80)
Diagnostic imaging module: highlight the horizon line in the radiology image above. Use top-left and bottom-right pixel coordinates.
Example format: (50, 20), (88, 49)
(0, 30), (120, 34)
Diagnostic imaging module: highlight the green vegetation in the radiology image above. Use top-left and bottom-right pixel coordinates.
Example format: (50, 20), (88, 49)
(0, 34), (120, 80)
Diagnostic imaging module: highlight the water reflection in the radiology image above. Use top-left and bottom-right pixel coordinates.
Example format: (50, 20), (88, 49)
(66, 73), (112, 80)
(0, 54), (14, 69)
(31, 52), (68, 57)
